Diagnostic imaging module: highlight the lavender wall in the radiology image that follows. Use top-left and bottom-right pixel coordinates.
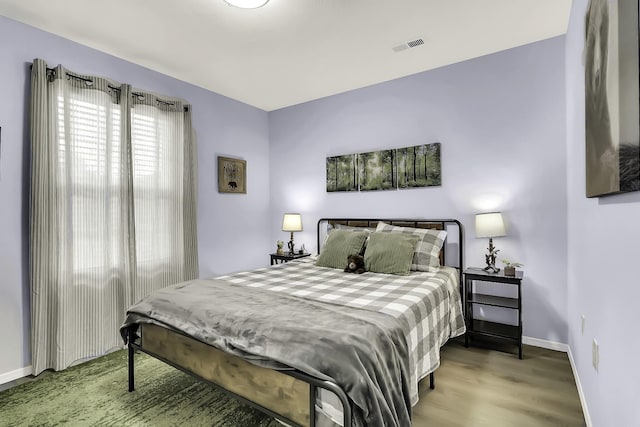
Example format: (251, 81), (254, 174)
(0, 16), (271, 377)
(566, 1), (640, 425)
(269, 37), (568, 344)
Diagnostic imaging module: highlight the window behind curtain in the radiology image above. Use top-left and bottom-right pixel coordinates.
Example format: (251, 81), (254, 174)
(56, 90), (185, 284)
(56, 87), (124, 274)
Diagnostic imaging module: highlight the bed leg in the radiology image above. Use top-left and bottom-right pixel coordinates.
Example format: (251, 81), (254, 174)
(341, 391), (352, 427)
(429, 372), (435, 390)
(309, 384), (316, 427)
(128, 328), (135, 392)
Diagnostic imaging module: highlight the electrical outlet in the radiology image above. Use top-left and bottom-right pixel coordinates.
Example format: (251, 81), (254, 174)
(581, 315), (586, 335)
(592, 339), (599, 371)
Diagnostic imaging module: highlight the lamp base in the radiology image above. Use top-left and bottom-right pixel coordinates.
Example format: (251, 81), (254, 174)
(483, 237), (500, 274)
(483, 265), (501, 274)
(287, 231), (295, 255)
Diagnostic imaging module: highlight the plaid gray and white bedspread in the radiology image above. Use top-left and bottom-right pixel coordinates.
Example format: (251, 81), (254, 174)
(217, 257), (466, 405)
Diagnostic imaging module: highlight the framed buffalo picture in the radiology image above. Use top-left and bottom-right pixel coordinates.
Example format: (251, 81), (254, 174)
(218, 156), (246, 194)
(585, 0), (640, 197)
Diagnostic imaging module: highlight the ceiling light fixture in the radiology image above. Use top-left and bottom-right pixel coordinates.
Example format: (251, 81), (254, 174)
(224, 0), (269, 8)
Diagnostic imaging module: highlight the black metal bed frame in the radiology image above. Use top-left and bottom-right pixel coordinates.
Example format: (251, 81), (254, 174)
(126, 217), (463, 427)
(127, 326), (352, 427)
(127, 327), (434, 427)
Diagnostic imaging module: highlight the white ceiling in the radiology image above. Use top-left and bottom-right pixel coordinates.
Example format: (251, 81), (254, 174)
(0, 0), (572, 111)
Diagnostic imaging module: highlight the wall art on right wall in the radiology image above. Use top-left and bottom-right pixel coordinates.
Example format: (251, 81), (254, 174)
(585, 0), (640, 197)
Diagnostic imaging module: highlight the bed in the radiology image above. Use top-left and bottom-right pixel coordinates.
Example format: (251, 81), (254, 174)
(121, 218), (466, 427)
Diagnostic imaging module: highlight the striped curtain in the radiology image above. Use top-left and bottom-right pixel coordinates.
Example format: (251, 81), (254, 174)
(29, 59), (198, 375)
(130, 94), (198, 301)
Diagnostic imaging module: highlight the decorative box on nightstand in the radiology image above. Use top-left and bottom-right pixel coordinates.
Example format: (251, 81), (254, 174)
(464, 267), (524, 359)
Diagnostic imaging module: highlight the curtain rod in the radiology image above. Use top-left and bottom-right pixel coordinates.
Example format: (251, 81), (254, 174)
(32, 65), (189, 112)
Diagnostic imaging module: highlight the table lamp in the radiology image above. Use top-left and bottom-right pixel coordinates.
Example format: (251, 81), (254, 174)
(475, 212), (506, 273)
(282, 213), (302, 254)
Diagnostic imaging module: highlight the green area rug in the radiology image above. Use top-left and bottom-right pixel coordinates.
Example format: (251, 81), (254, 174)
(0, 350), (280, 427)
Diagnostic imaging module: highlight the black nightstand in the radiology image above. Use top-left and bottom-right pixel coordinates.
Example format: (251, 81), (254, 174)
(464, 268), (524, 359)
(270, 252), (311, 265)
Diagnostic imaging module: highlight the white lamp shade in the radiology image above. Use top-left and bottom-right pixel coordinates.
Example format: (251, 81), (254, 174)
(282, 213), (303, 232)
(224, 0), (269, 8)
(475, 212), (506, 238)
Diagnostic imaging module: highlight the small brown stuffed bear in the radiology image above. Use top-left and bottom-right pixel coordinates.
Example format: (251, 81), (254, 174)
(344, 254), (366, 274)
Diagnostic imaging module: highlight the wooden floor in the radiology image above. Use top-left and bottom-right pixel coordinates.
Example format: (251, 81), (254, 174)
(1, 341), (586, 426)
(412, 341), (586, 427)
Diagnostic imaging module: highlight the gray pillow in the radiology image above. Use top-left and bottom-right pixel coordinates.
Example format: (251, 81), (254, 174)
(375, 222), (447, 272)
(364, 232), (420, 275)
(316, 230), (369, 269)
(324, 224), (373, 246)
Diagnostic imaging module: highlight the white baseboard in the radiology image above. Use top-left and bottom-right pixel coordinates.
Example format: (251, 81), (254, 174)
(0, 365), (33, 385)
(567, 346), (593, 427)
(523, 336), (569, 352)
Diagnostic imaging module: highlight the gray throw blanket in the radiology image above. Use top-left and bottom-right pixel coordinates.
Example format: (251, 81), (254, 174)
(121, 278), (412, 427)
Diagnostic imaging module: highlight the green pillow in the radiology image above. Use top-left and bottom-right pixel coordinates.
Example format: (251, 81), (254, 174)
(316, 230), (368, 269)
(364, 232), (420, 275)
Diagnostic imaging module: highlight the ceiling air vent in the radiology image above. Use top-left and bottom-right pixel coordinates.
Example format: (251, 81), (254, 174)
(392, 38), (425, 53)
